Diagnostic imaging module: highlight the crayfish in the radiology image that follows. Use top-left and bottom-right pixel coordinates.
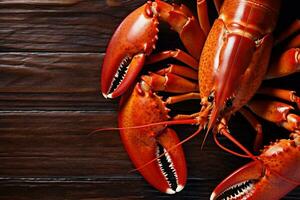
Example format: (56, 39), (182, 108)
(100, 0), (300, 199)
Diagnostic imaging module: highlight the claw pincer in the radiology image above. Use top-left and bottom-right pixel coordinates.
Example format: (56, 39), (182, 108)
(119, 82), (186, 194)
(211, 136), (300, 200)
(101, 0), (202, 193)
(211, 100), (300, 200)
(101, 2), (158, 98)
(101, 0), (204, 98)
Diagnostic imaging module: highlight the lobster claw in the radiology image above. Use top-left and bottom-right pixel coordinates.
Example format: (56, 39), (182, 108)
(211, 139), (300, 200)
(118, 83), (187, 194)
(101, 0), (205, 98)
(101, 3), (159, 98)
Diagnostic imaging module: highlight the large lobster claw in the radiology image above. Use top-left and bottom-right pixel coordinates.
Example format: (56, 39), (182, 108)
(101, 0), (204, 98)
(101, 3), (158, 98)
(118, 82), (187, 194)
(211, 138), (300, 200)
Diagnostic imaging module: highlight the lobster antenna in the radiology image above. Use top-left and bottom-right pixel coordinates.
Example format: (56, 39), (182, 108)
(210, 128), (300, 186)
(213, 130), (253, 159)
(215, 126), (300, 186)
(89, 118), (199, 135)
(130, 125), (204, 173)
(218, 125), (257, 161)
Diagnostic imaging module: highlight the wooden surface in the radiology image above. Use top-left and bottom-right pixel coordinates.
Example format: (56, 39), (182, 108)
(0, 0), (299, 199)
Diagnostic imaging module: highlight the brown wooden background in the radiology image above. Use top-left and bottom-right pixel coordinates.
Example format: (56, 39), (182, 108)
(0, 0), (299, 199)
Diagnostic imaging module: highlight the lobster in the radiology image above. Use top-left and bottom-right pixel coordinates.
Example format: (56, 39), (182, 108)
(100, 0), (300, 199)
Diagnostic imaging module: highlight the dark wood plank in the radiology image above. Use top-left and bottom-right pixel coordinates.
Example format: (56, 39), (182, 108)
(0, 179), (246, 200)
(0, 0), (140, 14)
(0, 52), (119, 111)
(0, 179), (299, 200)
(0, 0), (144, 53)
(0, 53), (100, 93)
(0, 12), (115, 53)
(0, 0), (82, 5)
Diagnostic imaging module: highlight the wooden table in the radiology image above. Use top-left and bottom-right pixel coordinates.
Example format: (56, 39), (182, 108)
(0, 0), (299, 199)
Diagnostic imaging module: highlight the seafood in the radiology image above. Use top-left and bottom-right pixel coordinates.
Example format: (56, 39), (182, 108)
(101, 0), (300, 198)
(211, 100), (300, 199)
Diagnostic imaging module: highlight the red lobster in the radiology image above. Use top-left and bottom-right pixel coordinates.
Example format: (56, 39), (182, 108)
(101, 0), (300, 199)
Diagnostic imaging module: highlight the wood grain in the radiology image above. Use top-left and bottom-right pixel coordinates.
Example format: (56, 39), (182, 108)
(0, 180), (232, 200)
(0, 1), (143, 52)
(0, 0), (299, 199)
(0, 53), (114, 111)
(0, 0), (81, 5)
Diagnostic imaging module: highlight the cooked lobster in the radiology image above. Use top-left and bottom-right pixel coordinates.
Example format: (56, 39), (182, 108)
(101, 0), (300, 199)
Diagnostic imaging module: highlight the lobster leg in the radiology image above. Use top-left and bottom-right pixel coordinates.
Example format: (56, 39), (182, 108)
(173, 112), (201, 121)
(196, 0), (210, 36)
(141, 68), (199, 93)
(239, 108), (263, 152)
(212, 0), (224, 14)
(156, 64), (198, 80)
(247, 100), (299, 133)
(257, 87), (300, 109)
(285, 34), (300, 50)
(266, 48), (300, 79)
(154, 0), (206, 58)
(166, 93), (200, 104)
(274, 19), (300, 45)
(166, 92), (201, 120)
(146, 49), (198, 69)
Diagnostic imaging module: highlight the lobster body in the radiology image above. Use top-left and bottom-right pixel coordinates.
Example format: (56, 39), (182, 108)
(199, 0), (281, 118)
